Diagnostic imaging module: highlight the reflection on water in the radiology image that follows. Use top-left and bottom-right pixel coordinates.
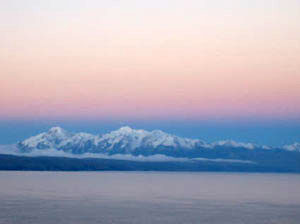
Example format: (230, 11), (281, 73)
(0, 172), (300, 224)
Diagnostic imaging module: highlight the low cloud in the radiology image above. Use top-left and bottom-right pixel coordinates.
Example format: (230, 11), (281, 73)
(0, 144), (255, 164)
(192, 157), (255, 164)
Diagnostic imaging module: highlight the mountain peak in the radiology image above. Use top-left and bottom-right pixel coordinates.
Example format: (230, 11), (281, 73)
(117, 126), (134, 133)
(47, 127), (68, 138)
(49, 126), (63, 131)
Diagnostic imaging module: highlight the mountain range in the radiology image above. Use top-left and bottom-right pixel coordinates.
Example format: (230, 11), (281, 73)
(0, 126), (299, 172)
(17, 126), (299, 155)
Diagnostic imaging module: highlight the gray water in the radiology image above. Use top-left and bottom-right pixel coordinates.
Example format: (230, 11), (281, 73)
(0, 172), (300, 224)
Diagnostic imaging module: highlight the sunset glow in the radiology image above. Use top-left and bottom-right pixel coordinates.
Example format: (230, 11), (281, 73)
(1, 1), (300, 146)
(1, 0), (300, 121)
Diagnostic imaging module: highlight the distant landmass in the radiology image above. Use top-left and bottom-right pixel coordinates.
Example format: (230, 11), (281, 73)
(0, 126), (299, 172)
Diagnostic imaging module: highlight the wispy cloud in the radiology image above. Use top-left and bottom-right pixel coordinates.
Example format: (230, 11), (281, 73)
(192, 158), (255, 164)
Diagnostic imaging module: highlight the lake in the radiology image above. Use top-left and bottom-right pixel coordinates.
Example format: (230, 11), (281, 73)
(0, 171), (300, 224)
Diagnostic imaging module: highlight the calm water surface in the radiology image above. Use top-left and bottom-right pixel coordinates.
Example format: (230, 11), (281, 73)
(0, 171), (300, 224)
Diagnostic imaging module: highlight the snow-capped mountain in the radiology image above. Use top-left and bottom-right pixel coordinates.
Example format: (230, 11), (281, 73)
(18, 126), (204, 154)
(3, 126), (297, 172)
(17, 126), (279, 157)
(20, 127), (97, 153)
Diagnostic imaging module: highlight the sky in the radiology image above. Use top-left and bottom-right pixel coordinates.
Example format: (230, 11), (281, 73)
(0, 0), (300, 146)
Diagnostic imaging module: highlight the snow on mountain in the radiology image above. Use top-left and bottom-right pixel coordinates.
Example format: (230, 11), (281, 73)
(99, 126), (150, 151)
(21, 127), (71, 149)
(19, 127), (99, 153)
(283, 143), (300, 152)
(17, 126), (287, 156)
(100, 126), (203, 150)
(19, 126), (210, 153)
(211, 140), (257, 150)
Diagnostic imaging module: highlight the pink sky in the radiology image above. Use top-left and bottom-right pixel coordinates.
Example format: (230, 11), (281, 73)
(1, 0), (300, 121)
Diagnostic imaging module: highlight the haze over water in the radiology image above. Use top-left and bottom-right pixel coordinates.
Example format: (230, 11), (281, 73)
(1, 171), (300, 224)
